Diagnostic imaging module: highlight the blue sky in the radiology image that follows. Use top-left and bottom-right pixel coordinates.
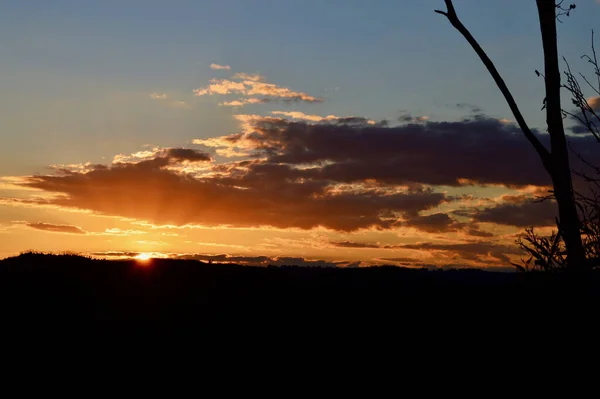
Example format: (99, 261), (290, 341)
(1, 0), (597, 174)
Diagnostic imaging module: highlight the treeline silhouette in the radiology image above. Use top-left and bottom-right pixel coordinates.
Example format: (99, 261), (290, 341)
(1, 252), (598, 338)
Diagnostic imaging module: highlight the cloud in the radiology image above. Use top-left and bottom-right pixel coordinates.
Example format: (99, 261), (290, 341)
(220, 98), (269, 107)
(377, 257), (423, 263)
(89, 251), (142, 259)
(163, 148), (212, 163)
(397, 242), (522, 264)
(113, 147), (212, 165)
(93, 228), (147, 236)
(398, 111), (429, 123)
(150, 93), (190, 109)
(194, 73), (322, 104)
(210, 63), (231, 70)
(403, 212), (469, 233)
(271, 111), (340, 122)
(232, 73), (263, 82)
(20, 222), (87, 235)
(455, 103), (483, 114)
(331, 241), (381, 249)
(8, 113), (599, 234)
(10, 147), (445, 231)
(331, 240), (521, 265)
(203, 113), (598, 187)
(469, 198), (557, 228)
(194, 79), (246, 96)
(567, 96), (600, 134)
(169, 101), (191, 109)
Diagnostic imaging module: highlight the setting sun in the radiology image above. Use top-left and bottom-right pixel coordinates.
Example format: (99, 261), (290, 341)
(135, 253), (152, 262)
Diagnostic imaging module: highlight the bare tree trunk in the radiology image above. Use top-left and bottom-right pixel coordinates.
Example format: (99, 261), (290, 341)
(436, 0), (588, 270)
(536, 0), (586, 270)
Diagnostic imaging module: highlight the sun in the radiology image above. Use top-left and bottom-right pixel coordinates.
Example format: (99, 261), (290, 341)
(135, 252), (152, 263)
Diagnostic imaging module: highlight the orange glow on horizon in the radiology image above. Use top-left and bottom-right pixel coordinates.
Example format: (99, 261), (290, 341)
(135, 252), (152, 264)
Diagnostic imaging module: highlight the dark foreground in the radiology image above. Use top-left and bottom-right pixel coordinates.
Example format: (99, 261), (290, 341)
(2, 253), (599, 336)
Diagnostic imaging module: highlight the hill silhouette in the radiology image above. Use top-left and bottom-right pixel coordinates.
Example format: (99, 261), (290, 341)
(1, 252), (598, 340)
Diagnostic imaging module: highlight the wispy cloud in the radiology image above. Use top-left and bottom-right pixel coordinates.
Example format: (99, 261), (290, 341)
(231, 73), (263, 82)
(92, 228), (148, 236)
(194, 72), (322, 105)
(271, 111), (340, 122)
(17, 222), (87, 235)
(210, 63), (231, 70)
(398, 111), (429, 123)
(220, 98), (268, 107)
(113, 147), (212, 165)
(150, 93), (191, 109)
(330, 240), (521, 267)
(169, 100), (191, 109)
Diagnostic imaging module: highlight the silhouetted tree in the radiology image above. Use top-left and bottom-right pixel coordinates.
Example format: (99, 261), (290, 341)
(436, 0), (587, 270)
(513, 30), (600, 272)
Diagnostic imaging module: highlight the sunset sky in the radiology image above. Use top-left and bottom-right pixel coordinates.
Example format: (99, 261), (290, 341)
(1, 0), (599, 269)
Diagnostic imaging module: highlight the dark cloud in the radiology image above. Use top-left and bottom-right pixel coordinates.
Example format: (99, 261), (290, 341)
(330, 241), (381, 249)
(404, 213), (456, 233)
(398, 111), (428, 123)
(163, 148), (212, 163)
(332, 240), (520, 265)
(112, 148), (212, 169)
(567, 96), (600, 134)
(401, 212), (493, 236)
(470, 199), (557, 228)
(397, 242), (522, 264)
(465, 227), (495, 238)
(225, 114), (587, 187)
(378, 257), (423, 263)
(455, 103), (483, 114)
(24, 222), (87, 235)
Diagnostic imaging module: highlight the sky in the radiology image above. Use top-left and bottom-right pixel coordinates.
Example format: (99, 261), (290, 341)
(1, 0), (599, 269)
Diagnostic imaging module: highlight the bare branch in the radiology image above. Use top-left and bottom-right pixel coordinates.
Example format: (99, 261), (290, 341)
(580, 30), (600, 95)
(555, 1), (576, 23)
(435, 0), (552, 174)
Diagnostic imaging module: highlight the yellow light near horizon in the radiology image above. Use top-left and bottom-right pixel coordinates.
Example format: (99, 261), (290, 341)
(135, 252), (152, 262)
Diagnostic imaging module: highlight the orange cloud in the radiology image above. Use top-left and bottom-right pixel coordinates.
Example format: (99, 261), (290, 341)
(93, 228), (148, 236)
(194, 73), (322, 104)
(220, 98), (268, 107)
(9, 150), (445, 231)
(271, 111), (340, 122)
(231, 73), (263, 82)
